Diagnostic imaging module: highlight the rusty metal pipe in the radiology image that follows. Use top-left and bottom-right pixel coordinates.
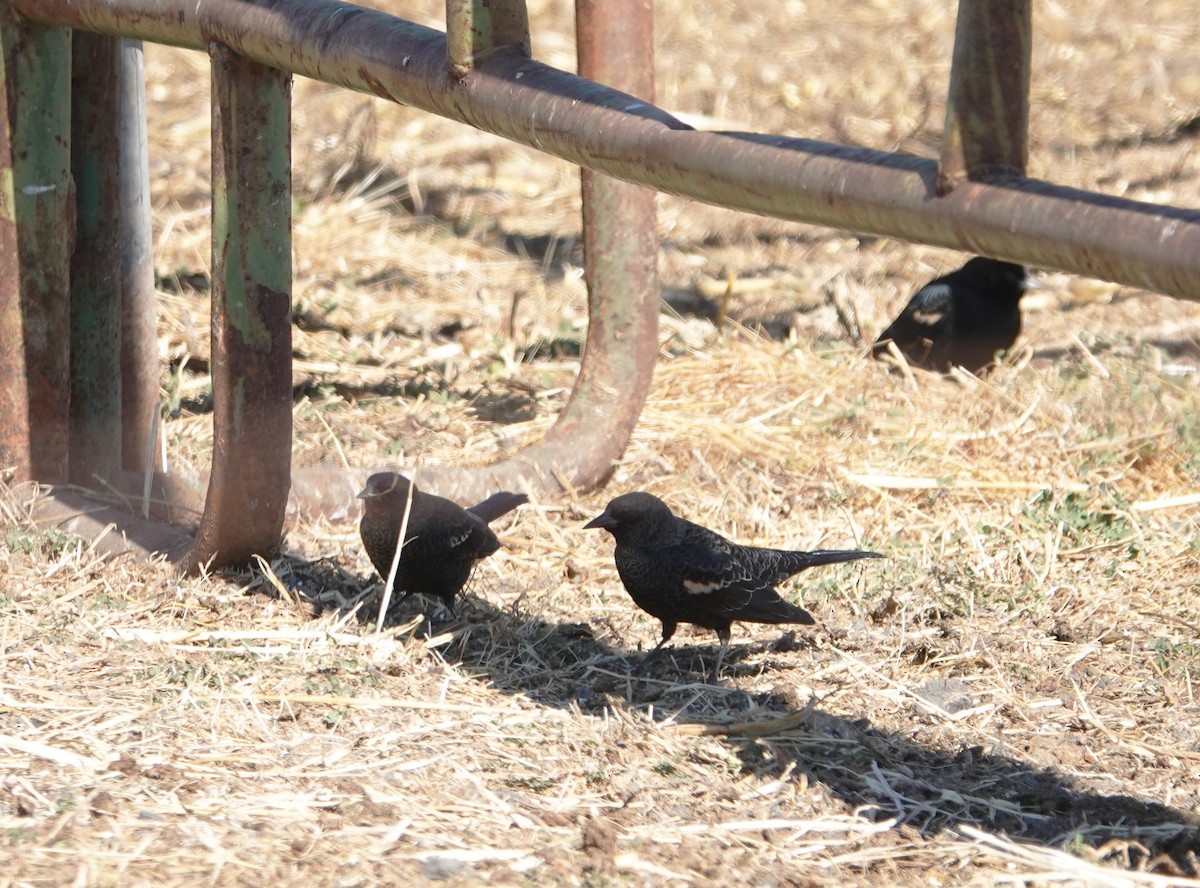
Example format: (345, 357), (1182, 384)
(23, 485), (194, 562)
(11, 0), (1200, 299)
(0, 12), (72, 484)
(568, 0), (658, 485)
(0, 9), (32, 483)
(182, 45), (293, 573)
(275, 0), (660, 512)
(939, 0), (1031, 190)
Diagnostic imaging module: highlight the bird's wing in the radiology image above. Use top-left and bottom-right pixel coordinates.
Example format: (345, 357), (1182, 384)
(669, 523), (772, 610)
(904, 281), (955, 326)
(406, 499), (487, 557)
(875, 280), (954, 350)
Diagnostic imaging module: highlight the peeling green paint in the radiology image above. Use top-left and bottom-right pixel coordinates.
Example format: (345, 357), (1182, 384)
(185, 46), (293, 571)
(0, 14), (71, 482)
(446, 0), (529, 77)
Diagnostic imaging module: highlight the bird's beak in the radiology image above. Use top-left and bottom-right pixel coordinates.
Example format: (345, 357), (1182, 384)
(583, 511), (617, 530)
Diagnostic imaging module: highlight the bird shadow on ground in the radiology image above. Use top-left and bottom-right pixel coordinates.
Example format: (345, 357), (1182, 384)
(718, 704), (1200, 876)
(269, 553), (1200, 876)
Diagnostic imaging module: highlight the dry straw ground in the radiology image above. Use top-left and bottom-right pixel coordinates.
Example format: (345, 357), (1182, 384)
(4, 0), (1200, 885)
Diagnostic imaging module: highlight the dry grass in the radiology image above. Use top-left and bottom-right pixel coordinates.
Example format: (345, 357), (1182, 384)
(4, 0), (1200, 884)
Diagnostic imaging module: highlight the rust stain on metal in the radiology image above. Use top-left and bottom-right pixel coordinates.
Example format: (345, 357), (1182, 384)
(939, 0), (1031, 189)
(445, 0), (529, 79)
(0, 12), (72, 483)
(504, 0), (659, 487)
(10, 0), (1200, 295)
(0, 10), (29, 480)
(184, 45), (293, 572)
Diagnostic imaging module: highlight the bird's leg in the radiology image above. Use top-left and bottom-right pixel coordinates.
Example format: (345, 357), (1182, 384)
(428, 597), (457, 622)
(631, 641), (665, 677)
(631, 621), (676, 677)
(375, 586), (412, 623)
(708, 627), (732, 684)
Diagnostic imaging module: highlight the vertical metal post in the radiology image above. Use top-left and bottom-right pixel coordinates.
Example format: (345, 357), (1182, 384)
(0, 9), (72, 484)
(938, 0), (1031, 192)
(119, 38), (161, 474)
(69, 32), (123, 487)
(184, 44), (292, 572)
(568, 0), (659, 477)
(0, 7), (26, 483)
(445, 0), (530, 78)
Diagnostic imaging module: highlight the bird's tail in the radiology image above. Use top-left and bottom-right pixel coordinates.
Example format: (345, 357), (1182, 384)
(782, 548), (885, 573)
(468, 492), (529, 523)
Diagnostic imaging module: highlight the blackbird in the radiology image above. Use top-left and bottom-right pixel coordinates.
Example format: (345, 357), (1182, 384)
(358, 472), (527, 616)
(585, 491), (883, 682)
(872, 257), (1042, 374)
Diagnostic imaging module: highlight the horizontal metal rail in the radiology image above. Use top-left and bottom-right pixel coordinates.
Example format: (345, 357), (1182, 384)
(12, 0), (1200, 301)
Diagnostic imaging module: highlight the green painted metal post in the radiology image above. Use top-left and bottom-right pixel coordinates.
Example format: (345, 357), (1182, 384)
(445, 0), (530, 78)
(69, 31), (124, 487)
(0, 8), (72, 484)
(183, 44), (293, 572)
(939, 0), (1031, 192)
(570, 0), (659, 482)
(0, 7), (26, 482)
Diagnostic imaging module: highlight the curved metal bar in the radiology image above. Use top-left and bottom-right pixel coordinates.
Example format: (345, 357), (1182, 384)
(12, 0), (1200, 298)
(563, 0), (659, 485)
(23, 484), (194, 562)
(280, 0), (663, 512)
(182, 45), (293, 573)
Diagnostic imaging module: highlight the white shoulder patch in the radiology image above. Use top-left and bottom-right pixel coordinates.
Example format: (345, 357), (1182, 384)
(683, 578), (723, 595)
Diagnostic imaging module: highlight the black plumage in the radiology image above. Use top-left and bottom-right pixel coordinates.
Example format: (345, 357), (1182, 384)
(872, 257), (1041, 374)
(585, 492), (883, 682)
(358, 472), (527, 616)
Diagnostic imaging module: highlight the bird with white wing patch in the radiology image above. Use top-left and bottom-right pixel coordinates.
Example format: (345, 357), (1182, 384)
(585, 491), (884, 683)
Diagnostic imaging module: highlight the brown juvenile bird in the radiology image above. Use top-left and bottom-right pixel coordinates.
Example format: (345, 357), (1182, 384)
(585, 492), (883, 682)
(872, 257), (1042, 374)
(358, 472), (527, 617)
